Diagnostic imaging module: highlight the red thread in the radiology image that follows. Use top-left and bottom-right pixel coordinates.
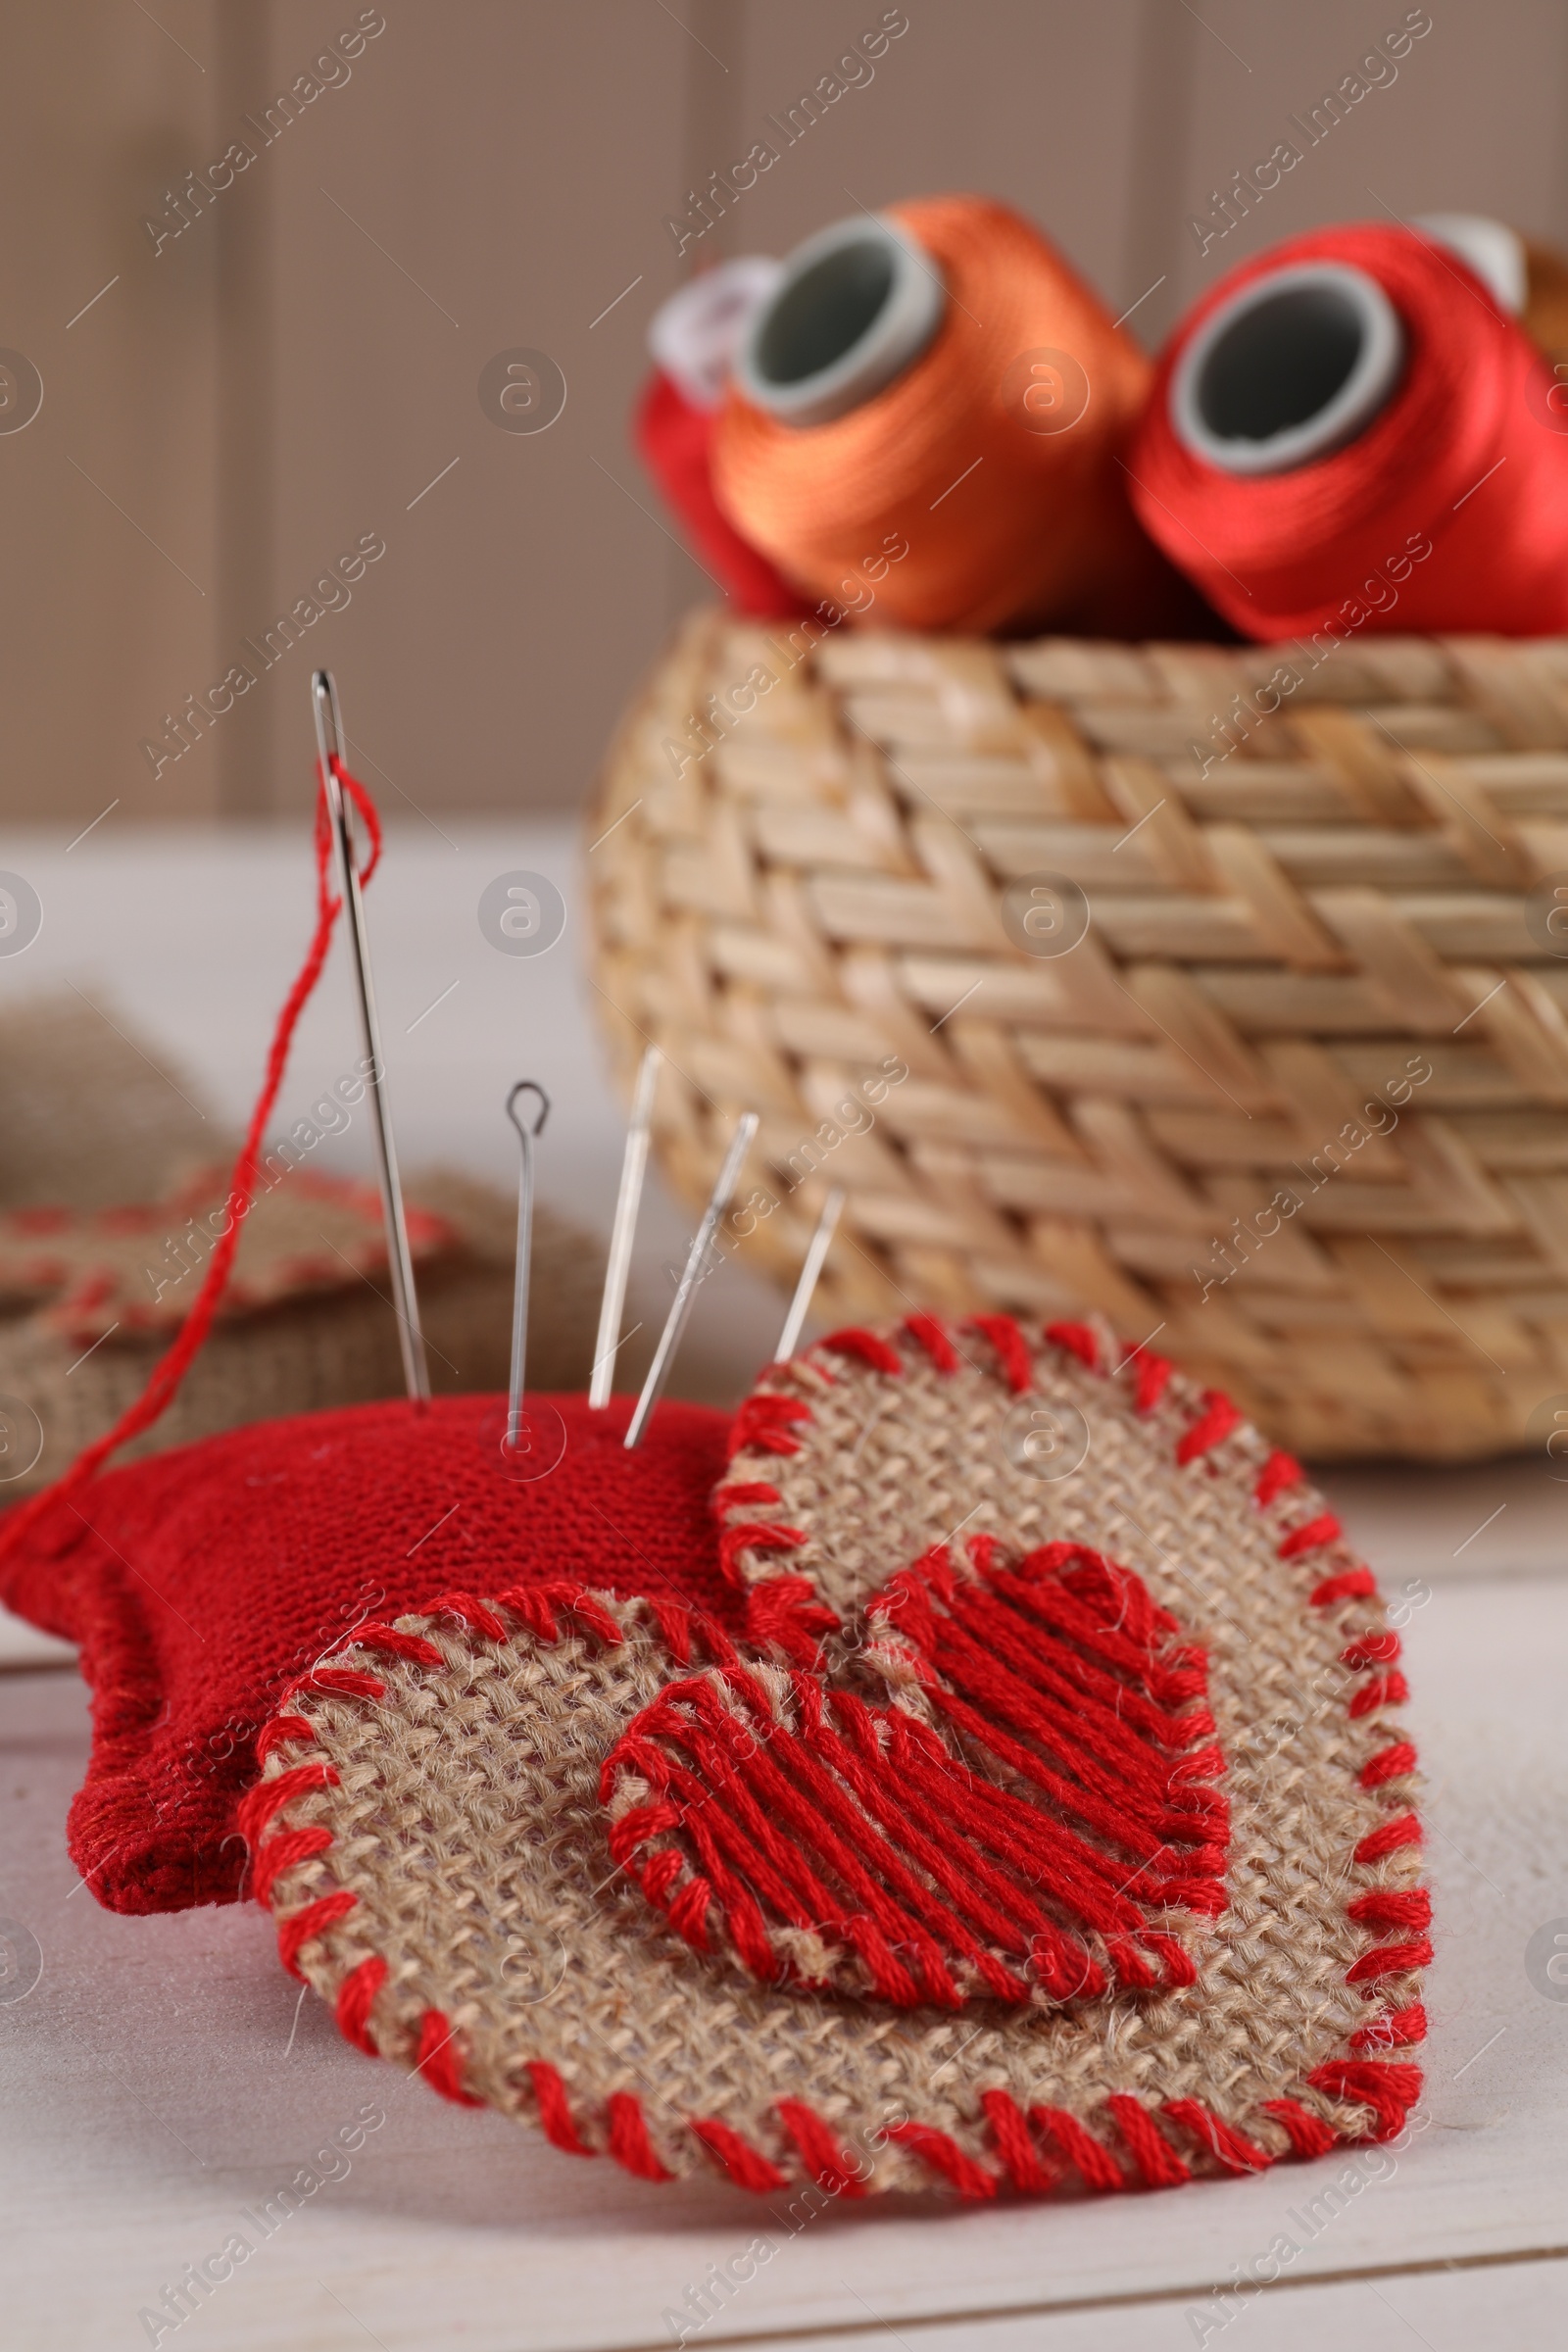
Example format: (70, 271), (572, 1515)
(0, 759), (377, 1550)
(821, 1327), (904, 1377)
(334, 1956), (387, 2056)
(352, 1625), (445, 1668)
(422, 1592), (508, 1642)
(1260, 2098), (1338, 2160)
(1360, 1742), (1418, 1788)
(1253, 1449), (1303, 1507)
(1131, 223), (1568, 641)
(1106, 2094), (1191, 2188)
(1278, 1513), (1343, 1558)
(711, 1482), (783, 1518)
(1030, 2104), (1126, 2192)
(885, 2119), (997, 2199)
(728, 1393), (811, 1458)
(904, 1311), (958, 1372)
(276, 1888), (357, 1979)
(1175, 1391), (1242, 1465)
(1129, 1348), (1172, 1414)
(1308, 2061), (1422, 2142)
(1045, 1320), (1100, 1370)
(1161, 2100), (1273, 2175)
(1354, 2004), (1428, 2052)
(416, 2010), (484, 2106)
(775, 2099), (870, 2197)
(236, 1761), (338, 1847)
(743, 1574), (840, 1663)
(252, 1824), (331, 1905)
(690, 2116), (788, 2192)
(607, 2091), (675, 2181)
(635, 368), (806, 618)
(1348, 1887), (1431, 1933)
(1311, 1566), (1378, 1608)
(981, 2088), (1059, 2193)
(970, 1314), (1033, 1394)
(255, 1716), (314, 1761)
(1348, 1670), (1410, 1719)
(1346, 1937), (1434, 1985)
(718, 1520), (807, 1584)
(1355, 1812), (1422, 1866)
(528, 2060), (595, 2156)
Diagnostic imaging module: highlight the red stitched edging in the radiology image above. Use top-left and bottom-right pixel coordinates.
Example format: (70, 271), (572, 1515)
(416, 2010), (484, 2107)
(242, 1317), (1426, 2199)
(691, 2116), (789, 2192)
(775, 2101), (869, 2196)
(528, 2060), (595, 2156)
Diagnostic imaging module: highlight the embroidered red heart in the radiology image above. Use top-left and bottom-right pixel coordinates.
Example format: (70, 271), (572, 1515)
(606, 1536), (1227, 2009)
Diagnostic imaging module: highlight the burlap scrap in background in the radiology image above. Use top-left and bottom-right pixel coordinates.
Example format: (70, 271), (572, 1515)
(0, 993), (603, 1497)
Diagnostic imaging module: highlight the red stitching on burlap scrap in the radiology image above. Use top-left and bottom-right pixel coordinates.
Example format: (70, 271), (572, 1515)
(240, 1329), (1426, 2199)
(416, 2011), (484, 2107)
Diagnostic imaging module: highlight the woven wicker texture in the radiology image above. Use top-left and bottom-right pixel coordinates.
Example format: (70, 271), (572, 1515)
(249, 1317), (1423, 2197)
(588, 611), (1568, 1459)
(0, 994), (603, 1494)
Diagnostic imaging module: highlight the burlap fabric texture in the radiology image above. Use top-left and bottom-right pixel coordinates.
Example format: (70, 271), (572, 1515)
(0, 993), (602, 1495)
(244, 1312), (1425, 2201)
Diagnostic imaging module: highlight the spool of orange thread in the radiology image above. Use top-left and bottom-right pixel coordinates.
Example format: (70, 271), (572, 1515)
(710, 195), (1210, 639)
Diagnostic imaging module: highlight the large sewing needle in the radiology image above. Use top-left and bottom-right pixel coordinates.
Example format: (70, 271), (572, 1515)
(311, 668), (430, 1406)
(589, 1045), (660, 1409)
(773, 1187), (844, 1361)
(624, 1111), (759, 1450)
(504, 1081), (549, 1452)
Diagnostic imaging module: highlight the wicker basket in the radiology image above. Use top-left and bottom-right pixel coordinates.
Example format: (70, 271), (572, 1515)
(588, 610), (1568, 1459)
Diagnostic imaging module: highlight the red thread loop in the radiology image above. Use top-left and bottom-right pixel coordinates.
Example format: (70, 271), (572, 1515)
(981, 2088), (1058, 2193)
(1308, 2060), (1422, 2142)
(1030, 2104), (1126, 2193)
(607, 2091), (674, 2181)
(904, 1311), (958, 1372)
(1161, 2099), (1272, 2175)
(690, 2117), (788, 2192)
(1261, 2097), (1338, 2159)
(416, 2010), (484, 2106)
(1045, 1320), (1100, 1370)
(885, 2119), (997, 2199)
(1175, 1391), (1242, 1466)
(1253, 1449), (1303, 1507)
(1106, 2094), (1191, 2187)
(276, 1888), (357, 1980)
(970, 1313), (1033, 1394)
(1354, 1811), (1422, 1866)
(335, 1955), (388, 2056)
(822, 1327), (905, 1377)
(528, 2061), (595, 2156)
(775, 2099), (870, 2197)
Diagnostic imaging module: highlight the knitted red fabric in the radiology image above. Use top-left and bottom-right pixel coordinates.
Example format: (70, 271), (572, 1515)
(0, 1392), (734, 1914)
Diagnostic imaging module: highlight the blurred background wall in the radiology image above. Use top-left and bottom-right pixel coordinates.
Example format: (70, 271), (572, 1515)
(4, 0), (1568, 828)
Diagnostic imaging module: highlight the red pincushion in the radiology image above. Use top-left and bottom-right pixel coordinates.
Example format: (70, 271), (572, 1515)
(2, 1393), (734, 1914)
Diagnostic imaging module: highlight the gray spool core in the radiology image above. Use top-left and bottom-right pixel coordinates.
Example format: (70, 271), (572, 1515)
(735, 213), (945, 428)
(1170, 262), (1405, 476)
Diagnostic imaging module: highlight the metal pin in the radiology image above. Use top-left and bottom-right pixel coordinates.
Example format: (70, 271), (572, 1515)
(773, 1187), (844, 1361)
(504, 1082), (550, 1452)
(624, 1110), (759, 1450)
(311, 669), (430, 1406)
(589, 1046), (660, 1409)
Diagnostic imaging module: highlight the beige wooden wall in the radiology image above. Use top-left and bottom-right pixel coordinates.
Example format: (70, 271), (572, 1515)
(3, 0), (1568, 824)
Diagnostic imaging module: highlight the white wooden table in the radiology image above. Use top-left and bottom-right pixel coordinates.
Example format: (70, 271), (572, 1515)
(2, 823), (1565, 2348)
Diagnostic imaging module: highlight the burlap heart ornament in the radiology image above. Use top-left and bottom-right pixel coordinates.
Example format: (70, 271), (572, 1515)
(241, 1315), (1426, 2200)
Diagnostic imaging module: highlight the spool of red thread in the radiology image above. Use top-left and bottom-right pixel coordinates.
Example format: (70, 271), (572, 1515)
(634, 260), (807, 619)
(711, 195), (1211, 639)
(1128, 222), (1568, 641)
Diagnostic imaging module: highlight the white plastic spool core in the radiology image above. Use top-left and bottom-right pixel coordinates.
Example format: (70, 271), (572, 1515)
(735, 213), (945, 428)
(647, 256), (784, 412)
(1414, 213), (1527, 314)
(1170, 262), (1405, 476)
